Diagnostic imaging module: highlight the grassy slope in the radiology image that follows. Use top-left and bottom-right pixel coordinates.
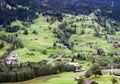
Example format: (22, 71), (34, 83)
(1, 12), (120, 61)
(0, 14), (72, 62)
(11, 15), (72, 62)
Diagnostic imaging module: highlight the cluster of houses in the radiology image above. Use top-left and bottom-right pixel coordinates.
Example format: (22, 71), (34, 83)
(107, 38), (120, 48)
(70, 61), (98, 84)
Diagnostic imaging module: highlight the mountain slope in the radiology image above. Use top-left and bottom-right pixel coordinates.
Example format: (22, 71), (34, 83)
(0, 0), (120, 27)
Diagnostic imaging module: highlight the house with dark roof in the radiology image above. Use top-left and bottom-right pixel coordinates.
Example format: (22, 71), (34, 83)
(113, 43), (120, 48)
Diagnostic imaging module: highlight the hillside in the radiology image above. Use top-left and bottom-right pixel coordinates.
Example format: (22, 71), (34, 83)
(0, 0), (120, 84)
(0, 12), (120, 62)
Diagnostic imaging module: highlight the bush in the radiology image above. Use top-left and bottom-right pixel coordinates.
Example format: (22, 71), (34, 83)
(41, 50), (47, 55)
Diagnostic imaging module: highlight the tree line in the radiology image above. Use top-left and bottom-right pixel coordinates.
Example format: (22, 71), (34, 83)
(0, 61), (75, 83)
(1, 0), (120, 28)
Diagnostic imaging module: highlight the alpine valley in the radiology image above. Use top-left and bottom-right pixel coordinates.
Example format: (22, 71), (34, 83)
(0, 0), (120, 84)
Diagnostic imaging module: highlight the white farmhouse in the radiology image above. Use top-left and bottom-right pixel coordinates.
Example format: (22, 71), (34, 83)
(6, 54), (20, 64)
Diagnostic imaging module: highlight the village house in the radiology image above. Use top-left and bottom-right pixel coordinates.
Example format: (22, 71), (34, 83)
(58, 46), (68, 50)
(6, 54), (20, 64)
(66, 62), (80, 67)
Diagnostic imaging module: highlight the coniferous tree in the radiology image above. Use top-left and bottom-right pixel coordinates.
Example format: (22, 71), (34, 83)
(0, 40), (4, 49)
(23, 29), (29, 35)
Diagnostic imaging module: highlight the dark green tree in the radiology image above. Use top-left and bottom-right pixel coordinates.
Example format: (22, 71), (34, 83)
(41, 50), (47, 55)
(97, 48), (104, 55)
(71, 56), (75, 62)
(90, 63), (102, 77)
(23, 29), (29, 35)
(85, 63), (102, 77)
(32, 30), (38, 35)
(80, 30), (85, 34)
(77, 76), (84, 84)
(53, 42), (57, 47)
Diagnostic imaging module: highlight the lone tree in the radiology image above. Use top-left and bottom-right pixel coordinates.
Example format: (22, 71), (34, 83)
(111, 77), (118, 84)
(0, 40), (4, 49)
(53, 42), (57, 48)
(80, 30), (85, 34)
(32, 30), (38, 35)
(97, 48), (104, 55)
(23, 29), (29, 35)
(90, 63), (102, 77)
(85, 63), (102, 77)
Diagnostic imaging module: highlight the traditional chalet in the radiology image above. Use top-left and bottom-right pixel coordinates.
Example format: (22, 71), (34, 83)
(6, 54), (20, 64)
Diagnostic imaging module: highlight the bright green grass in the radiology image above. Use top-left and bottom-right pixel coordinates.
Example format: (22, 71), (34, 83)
(12, 48), (49, 62)
(10, 14), (72, 62)
(2, 72), (83, 84)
